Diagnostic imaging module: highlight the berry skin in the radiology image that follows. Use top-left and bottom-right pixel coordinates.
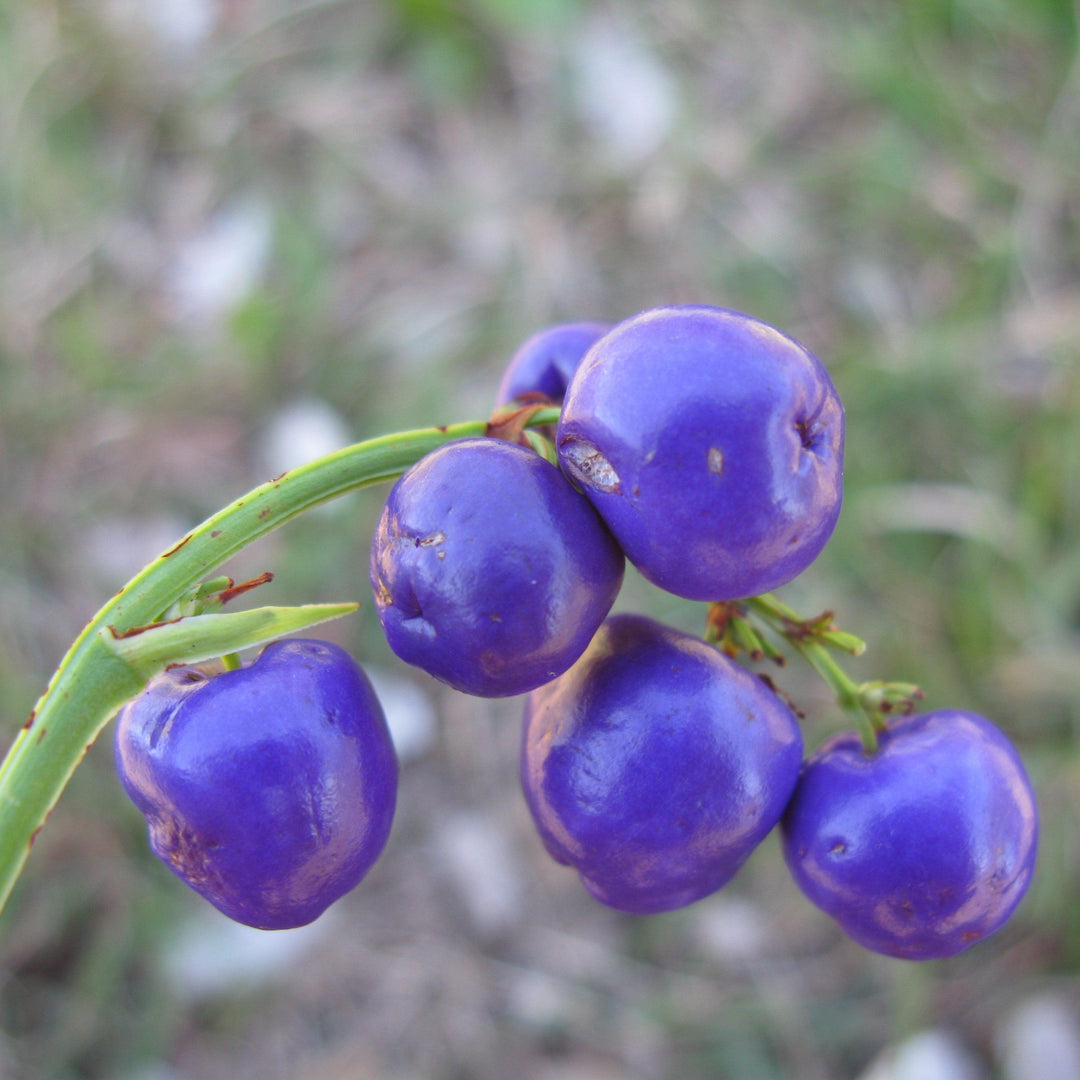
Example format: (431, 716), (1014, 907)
(780, 710), (1038, 960)
(495, 321), (611, 406)
(521, 614), (804, 914)
(556, 305), (845, 601)
(370, 437), (625, 697)
(114, 639), (397, 930)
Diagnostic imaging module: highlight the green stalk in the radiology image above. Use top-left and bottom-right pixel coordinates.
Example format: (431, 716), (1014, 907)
(745, 594), (882, 753)
(790, 639), (879, 752)
(0, 413), (556, 920)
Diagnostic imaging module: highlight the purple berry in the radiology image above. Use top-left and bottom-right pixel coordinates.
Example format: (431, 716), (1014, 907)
(114, 639), (398, 930)
(495, 321), (611, 406)
(781, 710), (1038, 960)
(521, 614), (804, 914)
(556, 305), (845, 601)
(370, 437), (625, 697)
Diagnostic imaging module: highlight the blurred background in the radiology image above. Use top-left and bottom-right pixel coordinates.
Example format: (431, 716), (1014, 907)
(0, 0), (1078, 1077)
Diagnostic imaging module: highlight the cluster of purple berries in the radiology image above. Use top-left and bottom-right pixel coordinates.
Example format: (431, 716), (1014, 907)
(115, 306), (1038, 961)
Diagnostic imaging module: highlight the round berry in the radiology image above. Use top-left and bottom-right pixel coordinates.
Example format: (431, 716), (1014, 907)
(114, 639), (398, 930)
(370, 437), (625, 697)
(495, 321), (611, 406)
(781, 710), (1038, 960)
(556, 305), (845, 601)
(521, 614), (804, 913)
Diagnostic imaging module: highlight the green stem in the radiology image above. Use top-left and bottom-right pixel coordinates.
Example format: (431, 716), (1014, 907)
(745, 595), (881, 753)
(0, 412), (557, 920)
(796, 640), (879, 753)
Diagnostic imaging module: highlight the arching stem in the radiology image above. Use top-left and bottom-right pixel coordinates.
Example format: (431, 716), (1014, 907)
(0, 409), (559, 920)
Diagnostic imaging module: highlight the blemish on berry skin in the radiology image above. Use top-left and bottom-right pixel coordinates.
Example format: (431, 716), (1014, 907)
(415, 532), (446, 548)
(829, 840), (847, 855)
(373, 578), (392, 606)
(149, 715), (175, 751)
(707, 447), (724, 475)
(560, 437), (620, 493)
(795, 419), (823, 450)
(479, 649), (504, 675)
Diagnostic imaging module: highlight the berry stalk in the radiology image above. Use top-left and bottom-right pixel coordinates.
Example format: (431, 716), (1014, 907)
(0, 411), (557, 920)
(709, 595), (923, 754)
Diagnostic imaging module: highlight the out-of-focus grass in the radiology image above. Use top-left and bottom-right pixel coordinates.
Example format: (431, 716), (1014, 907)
(0, 0), (1078, 1077)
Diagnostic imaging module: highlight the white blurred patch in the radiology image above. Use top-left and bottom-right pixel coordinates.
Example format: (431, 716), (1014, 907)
(161, 905), (338, 999)
(692, 895), (770, 964)
(365, 666), (437, 765)
(85, 515), (194, 582)
(837, 257), (908, 336)
(256, 398), (355, 518)
(532, 1059), (628, 1080)
(997, 994), (1080, 1080)
(857, 1029), (986, 1080)
(99, 0), (217, 55)
(504, 968), (596, 1033)
(166, 200), (273, 327)
(571, 19), (678, 165)
(456, 209), (515, 273)
(139, 0), (217, 51)
(435, 813), (523, 937)
(857, 482), (1032, 561)
(258, 399), (354, 476)
(114, 1066), (188, 1080)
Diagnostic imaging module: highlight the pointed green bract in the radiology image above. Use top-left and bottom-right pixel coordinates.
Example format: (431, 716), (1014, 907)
(101, 604), (360, 681)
